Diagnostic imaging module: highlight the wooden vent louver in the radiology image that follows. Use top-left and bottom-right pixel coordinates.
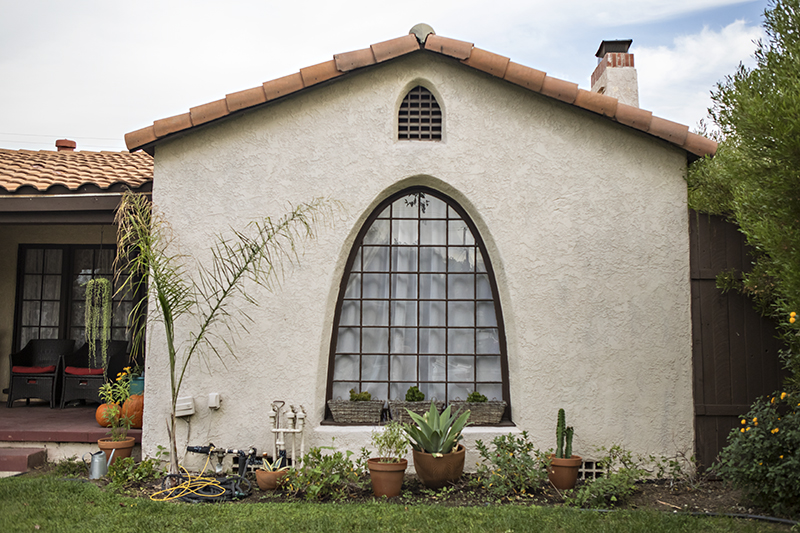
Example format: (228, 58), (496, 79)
(398, 86), (442, 141)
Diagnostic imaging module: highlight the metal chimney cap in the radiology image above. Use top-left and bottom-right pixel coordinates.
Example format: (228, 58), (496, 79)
(595, 39), (633, 58)
(410, 23), (435, 44)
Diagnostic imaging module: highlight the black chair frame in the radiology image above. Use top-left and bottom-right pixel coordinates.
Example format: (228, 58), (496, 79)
(7, 339), (75, 408)
(60, 340), (130, 408)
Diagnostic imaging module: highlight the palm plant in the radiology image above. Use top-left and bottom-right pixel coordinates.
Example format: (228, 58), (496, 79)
(113, 191), (328, 476)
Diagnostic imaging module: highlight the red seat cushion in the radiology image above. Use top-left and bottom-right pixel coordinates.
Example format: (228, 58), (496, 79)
(12, 365), (56, 374)
(64, 366), (104, 376)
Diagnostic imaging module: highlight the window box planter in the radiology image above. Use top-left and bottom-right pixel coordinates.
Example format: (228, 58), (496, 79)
(448, 400), (506, 425)
(388, 401), (444, 425)
(327, 399), (384, 424)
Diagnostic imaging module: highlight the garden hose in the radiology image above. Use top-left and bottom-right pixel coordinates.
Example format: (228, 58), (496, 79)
(150, 454), (252, 503)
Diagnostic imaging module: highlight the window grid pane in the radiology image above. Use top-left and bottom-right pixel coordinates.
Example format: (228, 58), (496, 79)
(330, 191), (506, 409)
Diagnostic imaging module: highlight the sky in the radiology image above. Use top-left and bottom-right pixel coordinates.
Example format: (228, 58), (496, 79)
(0, 0), (769, 152)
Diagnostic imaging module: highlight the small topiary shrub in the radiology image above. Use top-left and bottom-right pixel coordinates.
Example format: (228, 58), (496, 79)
(473, 431), (548, 497)
(715, 391), (800, 518)
(466, 391), (487, 402)
(405, 386), (425, 402)
(349, 388), (372, 401)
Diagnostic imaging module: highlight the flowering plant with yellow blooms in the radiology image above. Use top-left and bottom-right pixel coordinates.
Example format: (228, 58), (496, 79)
(98, 367), (134, 441)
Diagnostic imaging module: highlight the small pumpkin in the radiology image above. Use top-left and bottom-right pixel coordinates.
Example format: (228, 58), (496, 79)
(122, 394), (144, 429)
(95, 403), (118, 428)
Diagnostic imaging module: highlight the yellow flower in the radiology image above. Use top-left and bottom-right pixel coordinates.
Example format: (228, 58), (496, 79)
(740, 428), (745, 433)
(791, 312), (797, 318)
(781, 392), (788, 400)
(772, 428), (779, 434)
(791, 317), (797, 323)
(746, 427), (751, 431)
(741, 419), (746, 425)
(780, 455), (784, 459)
(753, 417), (758, 422)
(771, 397), (775, 404)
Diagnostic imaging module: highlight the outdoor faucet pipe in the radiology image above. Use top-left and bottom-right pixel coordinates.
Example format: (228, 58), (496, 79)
(268, 403), (306, 468)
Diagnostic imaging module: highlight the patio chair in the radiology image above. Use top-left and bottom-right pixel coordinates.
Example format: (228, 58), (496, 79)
(7, 339), (75, 408)
(60, 340), (130, 408)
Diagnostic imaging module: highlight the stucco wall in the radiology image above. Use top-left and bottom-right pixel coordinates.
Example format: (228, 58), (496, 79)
(0, 225), (112, 401)
(143, 51), (692, 470)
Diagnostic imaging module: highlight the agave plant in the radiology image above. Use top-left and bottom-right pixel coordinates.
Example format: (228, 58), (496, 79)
(403, 402), (470, 457)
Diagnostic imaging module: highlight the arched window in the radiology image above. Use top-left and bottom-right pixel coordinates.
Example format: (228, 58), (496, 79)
(398, 86), (442, 141)
(327, 188), (509, 419)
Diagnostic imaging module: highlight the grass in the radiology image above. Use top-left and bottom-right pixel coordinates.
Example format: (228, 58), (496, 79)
(0, 475), (790, 533)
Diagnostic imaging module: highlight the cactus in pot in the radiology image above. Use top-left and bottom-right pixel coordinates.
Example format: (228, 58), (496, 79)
(549, 408), (581, 490)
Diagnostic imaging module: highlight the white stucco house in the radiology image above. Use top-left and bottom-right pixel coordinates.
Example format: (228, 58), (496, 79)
(123, 26), (718, 471)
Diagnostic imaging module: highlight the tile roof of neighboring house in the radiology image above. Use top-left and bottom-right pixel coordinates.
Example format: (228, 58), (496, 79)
(125, 30), (717, 159)
(0, 148), (153, 194)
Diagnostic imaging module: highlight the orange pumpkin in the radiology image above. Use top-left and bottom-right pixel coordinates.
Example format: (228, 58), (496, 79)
(122, 394), (144, 429)
(95, 403), (118, 428)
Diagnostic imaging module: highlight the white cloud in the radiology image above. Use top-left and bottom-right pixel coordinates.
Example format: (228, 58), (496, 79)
(634, 19), (763, 129)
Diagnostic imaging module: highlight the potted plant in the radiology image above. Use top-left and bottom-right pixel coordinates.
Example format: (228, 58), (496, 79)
(84, 277), (112, 374)
(327, 388), (384, 424)
(367, 421), (409, 497)
(96, 367), (135, 466)
(448, 391), (507, 425)
(547, 408), (582, 490)
(255, 456), (290, 491)
(403, 402), (470, 488)
(388, 385), (444, 425)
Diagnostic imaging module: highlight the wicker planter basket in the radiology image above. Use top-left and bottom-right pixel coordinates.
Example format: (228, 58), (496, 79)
(448, 400), (507, 425)
(388, 401), (444, 424)
(327, 399), (384, 424)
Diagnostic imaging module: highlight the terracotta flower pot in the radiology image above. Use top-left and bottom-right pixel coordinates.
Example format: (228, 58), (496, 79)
(547, 454), (582, 491)
(367, 457), (408, 497)
(412, 444), (465, 489)
(255, 469), (288, 491)
(97, 436), (136, 467)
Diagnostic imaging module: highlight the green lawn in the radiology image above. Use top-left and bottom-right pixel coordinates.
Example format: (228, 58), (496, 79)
(0, 475), (789, 533)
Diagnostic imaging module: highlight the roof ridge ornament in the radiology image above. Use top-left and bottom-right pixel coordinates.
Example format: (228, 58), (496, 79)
(410, 23), (435, 44)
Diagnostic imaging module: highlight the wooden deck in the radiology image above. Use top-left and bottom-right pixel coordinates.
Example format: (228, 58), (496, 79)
(0, 403), (141, 443)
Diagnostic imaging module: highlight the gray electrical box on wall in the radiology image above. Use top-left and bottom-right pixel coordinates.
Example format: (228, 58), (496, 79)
(175, 396), (195, 417)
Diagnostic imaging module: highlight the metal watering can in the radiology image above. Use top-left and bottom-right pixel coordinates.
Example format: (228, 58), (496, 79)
(83, 449), (115, 479)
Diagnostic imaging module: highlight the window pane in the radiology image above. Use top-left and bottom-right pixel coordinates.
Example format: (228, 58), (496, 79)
(391, 274), (417, 299)
(73, 249), (95, 275)
(362, 382), (388, 402)
(334, 354), (359, 380)
(23, 275), (42, 299)
(113, 301), (132, 327)
(448, 356), (474, 381)
(477, 384), (503, 402)
(393, 195), (419, 218)
(41, 302), (60, 327)
(344, 273), (361, 298)
(477, 328), (500, 354)
(42, 275), (61, 300)
(420, 196), (447, 218)
(44, 249), (63, 274)
(448, 383), (473, 402)
(96, 250), (114, 275)
(391, 247), (417, 272)
(362, 301), (388, 326)
(476, 355), (502, 381)
(362, 247), (389, 271)
(390, 382), (416, 401)
(337, 327), (360, 352)
(448, 274), (474, 299)
(448, 247), (474, 272)
(420, 220), (446, 245)
(22, 302), (40, 326)
(392, 219), (418, 245)
(448, 301), (474, 327)
(364, 220), (390, 245)
(476, 301), (497, 327)
(362, 274), (389, 298)
(476, 274), (492, 299)
(351, 249), (362, 272)
(390, 355), (416, 381)
(340, 301), (360, 326)
(419, 247), (446, 272)
(419, 356), (445, 381)
(448, 220), (474, 246)
(332, 382), (358, 401)
(420, 382), (446, 402)
(40, 327), (59, 339)
(419, 273), (446, 299)
(362, 328), (388, 353)
(419, 328), (445, 354)
(390, 328), (417, 353)
(362, 355), (388, 381)
(25, 249), (43, 273)
(420, 300), (446, 327)
(448, 329), (474, 354)
(72, 302), (85, 327)
(391, 301), (417, 326)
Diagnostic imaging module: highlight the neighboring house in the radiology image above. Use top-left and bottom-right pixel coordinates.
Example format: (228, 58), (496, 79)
(123, 25), (726, 469)
(0, 140), (153, 399)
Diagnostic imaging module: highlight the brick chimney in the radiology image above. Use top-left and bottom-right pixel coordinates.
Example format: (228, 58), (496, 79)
(591, 40), (638, 108)
(55, 139), (76, 152)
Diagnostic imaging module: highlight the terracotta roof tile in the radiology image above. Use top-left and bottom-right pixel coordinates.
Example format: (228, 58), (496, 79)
(263, 72), (305, 101)
(190, 99), (230, 126)
(0, 148), (153, 193)
(335, 47), (377, 72)
(424, 34), (472, 59)
(461, 47), (509, 78)
(124, 29), (716, 159)
(574, 89), (618, 117)
(371, 35), (420, 62)
(227, 86), (267, 111)
(540, 76), (579, 104)
(503, 62), (546, 92)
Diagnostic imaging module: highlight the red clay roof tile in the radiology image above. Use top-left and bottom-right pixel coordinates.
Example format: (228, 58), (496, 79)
(540, 76), (579, 104)
(424, 34), (472, 59)
(263, 72), (305, 101)
(124, 30), (716, 159)
(300, 60), (343, 87)
(335, 48), (377, 72)
(574, 89), (618, 117)
(461, 48), (509, 78)
(371, 34), (420, 62)
(227, 86), (267, 112)
(0, 148), (152, 193)
(503, 62), (546, 92)
(190, 99), (230, 126)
